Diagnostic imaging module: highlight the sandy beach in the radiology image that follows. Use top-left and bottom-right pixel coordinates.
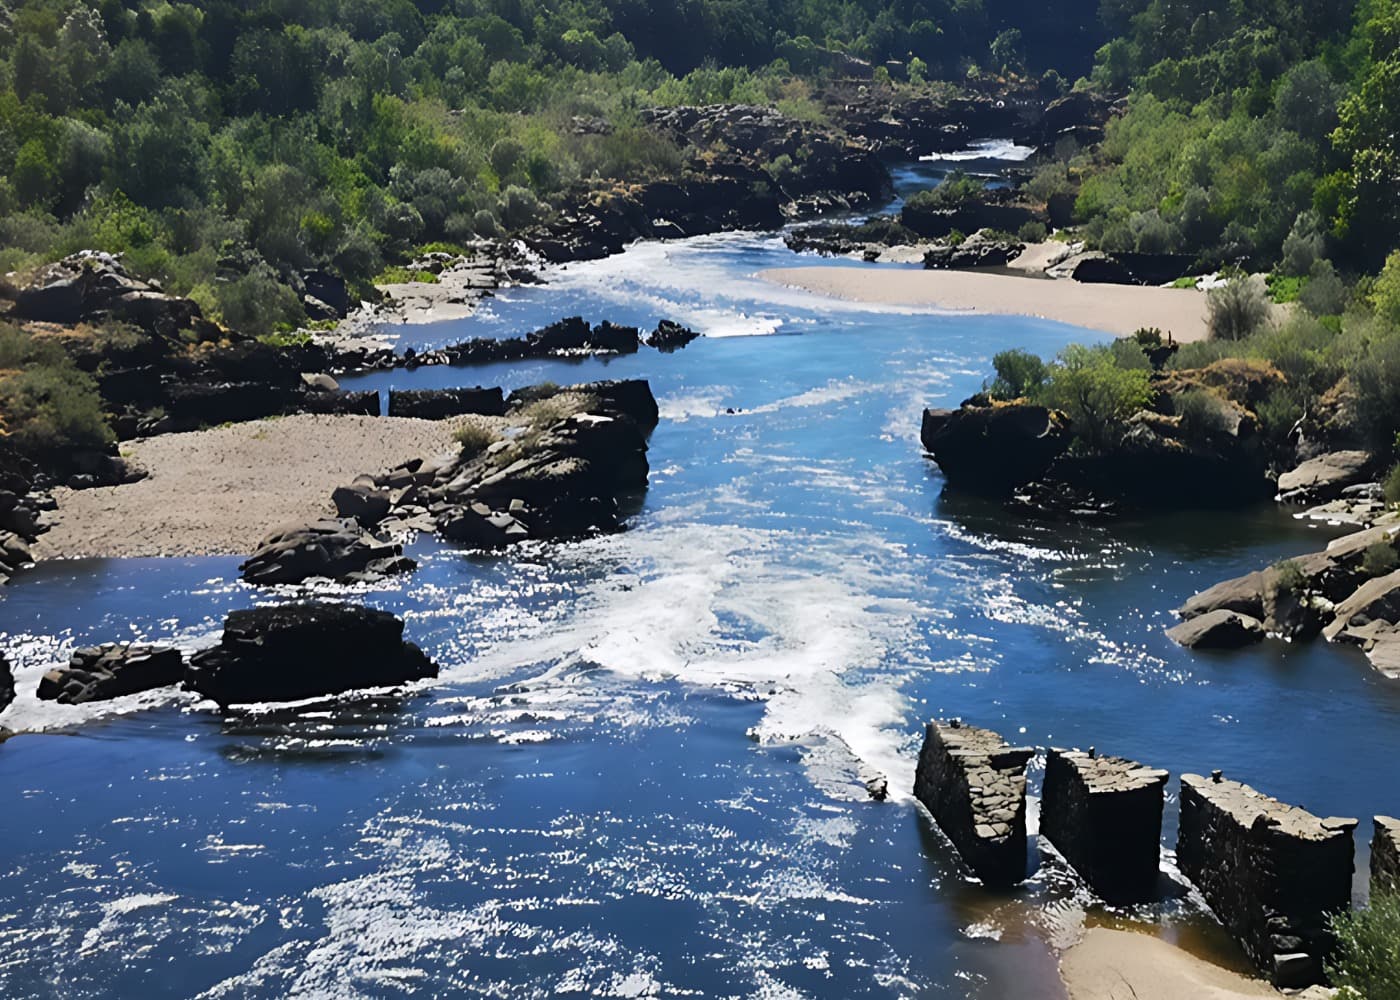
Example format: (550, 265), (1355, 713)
(1060, 928), (1284, 1000)
(34, 414), (488, 560)
(761, 265), (1215, 341)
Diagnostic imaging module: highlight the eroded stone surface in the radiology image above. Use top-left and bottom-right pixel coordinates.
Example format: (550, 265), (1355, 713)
(914, 720), (1033, 887)
(1177, 773), (1356, 988)
(1041, 748), (1168, 903)
(1373, 817), (1400, 895)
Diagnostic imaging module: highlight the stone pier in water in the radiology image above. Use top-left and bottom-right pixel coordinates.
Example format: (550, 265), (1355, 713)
(914, 720), (1033, 888)
(1040, 748), (1168, 903)
(1177, 773), (1357, 988)
(1373, 816), (1400, 895)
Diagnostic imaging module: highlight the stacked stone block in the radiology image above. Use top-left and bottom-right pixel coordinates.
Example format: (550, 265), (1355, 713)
(1177, 773), (1356, 988)
(1372, 817), (1400, 896)
(914, 720), (1034, 887)
(1041, 748), (1168, 903)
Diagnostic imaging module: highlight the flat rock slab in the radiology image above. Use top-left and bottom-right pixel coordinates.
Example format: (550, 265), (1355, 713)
(37, 643), (184, 705)
(1277, 450), (1374, 502)
(1167, 609), (1266, 650)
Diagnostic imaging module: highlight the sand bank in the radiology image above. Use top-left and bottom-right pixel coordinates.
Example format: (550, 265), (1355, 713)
(760, 265), (1214, 341)
(34, 414), (486, 560)
(1060, 928), (1285, 1000)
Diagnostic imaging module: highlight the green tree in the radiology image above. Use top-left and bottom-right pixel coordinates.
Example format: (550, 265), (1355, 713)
(1040, 344), (1152, 451)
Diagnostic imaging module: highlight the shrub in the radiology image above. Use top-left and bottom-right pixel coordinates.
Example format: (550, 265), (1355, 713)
(1386, 462), (1400, 508)
(1208, 277), (1272, 340)
(1039, 343), (1153, 451)
(1133, 327), (1164, 348)
(1174, 389), (1234, 440)
(903, 171), (985, 213)
(0, 365), (113, 453)
(212, 263), (306, 337)
(1298, 260), (1350, 316)
(1328, 892), (1400, 1000)
(1362, 541), (1399, 577)
(1273, 559), (1306, 595)
(454, 422), (500, 458)
(986, 348), (1047, 400)
(1017, 220), (1048, 243)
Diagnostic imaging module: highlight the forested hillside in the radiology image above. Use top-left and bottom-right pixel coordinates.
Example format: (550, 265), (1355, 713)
(0, 1), (1107, 334)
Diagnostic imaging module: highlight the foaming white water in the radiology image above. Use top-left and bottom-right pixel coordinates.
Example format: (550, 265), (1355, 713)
(920, 140), (1037, 163)
(446, 522), (933, 800)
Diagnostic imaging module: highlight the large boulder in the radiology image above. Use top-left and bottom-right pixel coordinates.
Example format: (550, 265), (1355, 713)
(1166, 609), (1266, 650)
(240, 518), (414, 586)
(37, 643), (184, 705)
(1323, 569), (1400, 678)
(923, 236), (1025, 270)
(12, 251), (214, 338)
(646, 320), (700, 352)
(1277, 451), (1375, 505)
(186, 603), (438, 707)
(387, 387), (506, 419)
(921, 403), (1071, 495)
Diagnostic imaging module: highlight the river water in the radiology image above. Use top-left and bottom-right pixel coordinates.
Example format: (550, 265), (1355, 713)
(2, 151), (1398, 999)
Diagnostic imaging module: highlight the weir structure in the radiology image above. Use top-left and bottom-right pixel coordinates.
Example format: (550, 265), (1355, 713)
(914, 720), (1033, 888)
(1040, 748), (1168, 903)
(1374, 816), (1400, 896)
(1176, 773), (1357, 989)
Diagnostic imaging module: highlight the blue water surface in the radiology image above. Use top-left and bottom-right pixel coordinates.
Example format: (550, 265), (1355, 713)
(1, 157), (1397, 999)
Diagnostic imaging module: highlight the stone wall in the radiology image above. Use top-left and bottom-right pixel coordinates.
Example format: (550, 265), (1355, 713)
(1373, 817), (1400, 896)
(1177, 773), (1357, 988)
(1041, 748), (1168, 903)
(914, 720), (1033, 888)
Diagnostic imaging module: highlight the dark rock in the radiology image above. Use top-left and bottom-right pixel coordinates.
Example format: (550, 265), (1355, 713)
(507, 379), (660, 432)
(587, 322), (641, 354)
(1041, 748), (1168, 903)
(302, 270), (351, 316)
(921, 404), (1072, 495)
(1069, 252), (1196, 286)
(1166, 609), (1267, 650)
(1176, 773), (1356, 988)
(332, 484), (393, 528)
(186, 603), (438, 707)
(36, 643), (184, 705)
(1373, 817), (1400, 895)
(0, 651), (13, 715)
(646, 320), (700, 352)
(914, 720), (1034, 888)
(300, 390), (380, 417)
(923, 238), (1024, 270)
(902, 197), (1043, 241)
(12, 251), (209, 337)
(387, 387), (506, 419)
(240, 518), (415, 586)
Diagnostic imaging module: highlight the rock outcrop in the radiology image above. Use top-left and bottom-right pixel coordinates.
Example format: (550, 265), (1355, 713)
(0, 650), (13, 715)
(646, 320), (700, 352)
(921, 404), (1071, 495)
(239, 518), (414, 586)
(1277, 450), (1376, 505)
(1166, 609), (1267, 650)
(8, 251), (217, 339)
(36, 643), (184, 705)
(1041, 748), (1168, 903)
(1177, 773), (1356, 988)
(1373, 817), (1400, 895)
(901, 192), (1044, 241)
(914, 720), (1034, 887)
(186, 603), (437, 707)
(923, 235), (1025, 270)
(387, 387), (506, 419)
(1322, 568), (1400, 678)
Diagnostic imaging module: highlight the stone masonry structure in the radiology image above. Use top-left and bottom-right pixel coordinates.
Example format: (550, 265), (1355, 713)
(914, 720), (1034, 888)
(1177, 773), (1357, 989)
(1373, 817), (1400, 896)
(1041, 748), (1169, 903)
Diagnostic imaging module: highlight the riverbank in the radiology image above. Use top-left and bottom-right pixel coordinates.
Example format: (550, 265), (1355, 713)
(760, 265), (1215, 341)
(1060, 928), (1283, 1000)
(32, 414), (491, 560)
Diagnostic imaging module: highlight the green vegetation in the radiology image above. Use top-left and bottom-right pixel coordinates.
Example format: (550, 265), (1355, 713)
(1036, 343), (1152, 452)
(1207, 278), (1272, 341)
(986, 348), (1047, 400)
(1362, 541), (1399, 577)
(1273, 558), (1306, 595)
(903, 171), (985, 214)
(1329, 892), (1400, 1000)
(454, 421), (500, 458)
(0, 324), (113, 452)
(374, 266), (440, 286)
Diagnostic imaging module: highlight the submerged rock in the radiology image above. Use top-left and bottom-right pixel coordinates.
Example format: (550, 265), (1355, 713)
(37, 643), (184, 705)
(921, 404), (1071, 495)
(186, 603), (437, 707)
(240, 518), (414, 586)
(1166, 609), (1266, 650)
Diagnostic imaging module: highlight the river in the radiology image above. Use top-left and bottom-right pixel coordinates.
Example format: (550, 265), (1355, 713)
(1, 149), (1397, 999)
